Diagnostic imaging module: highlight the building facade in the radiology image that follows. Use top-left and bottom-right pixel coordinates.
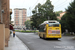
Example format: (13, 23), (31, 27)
(14, 8), (27, 28)
(26, 16), (32, 21)
(57, 12), (66, 20)
(0, 0), (10, 49)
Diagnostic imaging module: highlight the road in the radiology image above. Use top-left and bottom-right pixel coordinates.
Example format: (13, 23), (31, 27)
(16, 32), (75, 50)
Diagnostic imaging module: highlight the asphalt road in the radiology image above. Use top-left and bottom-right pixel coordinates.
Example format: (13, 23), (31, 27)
(16, 32), (75, 50)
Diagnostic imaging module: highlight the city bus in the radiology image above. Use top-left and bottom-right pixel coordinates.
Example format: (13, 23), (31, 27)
(38, 20), (62, 40)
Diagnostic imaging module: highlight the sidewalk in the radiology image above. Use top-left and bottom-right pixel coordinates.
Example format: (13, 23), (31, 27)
(5, 34), (29, 50)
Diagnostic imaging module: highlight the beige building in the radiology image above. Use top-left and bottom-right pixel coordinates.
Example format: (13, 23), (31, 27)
(57, 12), (66, 20)
(0, 0), (11, 50)
(14, 8), (27, 28)
(26, 16), (32, 21)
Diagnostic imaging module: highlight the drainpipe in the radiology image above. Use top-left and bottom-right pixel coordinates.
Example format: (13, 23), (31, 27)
(0, 0), (4, 23)
(0, 0), (1, 23)
(1, 10), (4, 23)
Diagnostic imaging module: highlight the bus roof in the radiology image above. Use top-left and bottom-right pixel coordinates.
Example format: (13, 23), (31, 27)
(39, 20), (59, 26)
(44, 20), (59, 23)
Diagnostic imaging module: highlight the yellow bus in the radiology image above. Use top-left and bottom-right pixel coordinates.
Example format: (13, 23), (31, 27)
(38, 20), (62, 40)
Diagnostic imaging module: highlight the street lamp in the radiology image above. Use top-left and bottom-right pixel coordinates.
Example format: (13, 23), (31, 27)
(48, 16), (50, 20)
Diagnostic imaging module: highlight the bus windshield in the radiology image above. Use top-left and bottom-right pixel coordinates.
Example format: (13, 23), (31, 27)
(48, 23), (59, 27)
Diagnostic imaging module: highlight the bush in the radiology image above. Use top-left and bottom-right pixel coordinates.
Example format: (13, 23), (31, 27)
(15, 30), (39, 33)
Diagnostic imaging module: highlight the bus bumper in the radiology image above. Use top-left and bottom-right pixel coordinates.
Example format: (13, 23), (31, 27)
(46, 36), (62, 38)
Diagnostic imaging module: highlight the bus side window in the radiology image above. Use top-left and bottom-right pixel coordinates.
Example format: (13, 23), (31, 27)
(43, 25), (46, 32)
(39, 26), (44, 32)
(39, 28), (42, 32)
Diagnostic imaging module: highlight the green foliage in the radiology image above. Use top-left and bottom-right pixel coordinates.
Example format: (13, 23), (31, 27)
(31, 0), (57, 28)
(60, 0), (75, 32)
(25, 20), (32, 29)
(15, 30), (39, 33)
(10, 15), (11, 20)
(15, 30), (20, 32)
(55, 11), (63, 16)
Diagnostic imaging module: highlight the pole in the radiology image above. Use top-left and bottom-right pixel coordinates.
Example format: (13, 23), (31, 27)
(48, 16), (50, 20)
(29, 7), (31, 29)
(1, 11), (3, 23)
(0, 1), (3, 23)
(29, 7), (31, 16)
(0, 0), (2, 23)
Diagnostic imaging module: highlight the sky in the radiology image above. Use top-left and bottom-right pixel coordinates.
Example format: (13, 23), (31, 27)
(10, 0), (73, 21)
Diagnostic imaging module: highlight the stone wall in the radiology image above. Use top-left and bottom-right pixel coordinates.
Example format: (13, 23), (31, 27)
(0, 0), (10, 48)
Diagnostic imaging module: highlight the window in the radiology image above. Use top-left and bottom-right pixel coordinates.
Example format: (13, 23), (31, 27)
(48, 23), (59, 27)
(39, 25), (46, 32)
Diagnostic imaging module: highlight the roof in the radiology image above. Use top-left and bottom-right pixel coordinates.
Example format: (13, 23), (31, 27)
(39, 20), (59, 26)
(43, 20), (59, 23)
(14, 8), (27, 10)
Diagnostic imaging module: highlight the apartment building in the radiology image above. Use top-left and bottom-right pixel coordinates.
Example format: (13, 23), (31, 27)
(14, 8), (27, 28)
(26, 16), (32, 21)
(57, 12), (66, 20)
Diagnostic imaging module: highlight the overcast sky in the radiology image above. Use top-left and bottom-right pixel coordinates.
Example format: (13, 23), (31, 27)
(10, 0), (73, 21)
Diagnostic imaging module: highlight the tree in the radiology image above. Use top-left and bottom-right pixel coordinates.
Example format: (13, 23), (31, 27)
(25, 20), (32, 29)
(10, 15), (11, 20)
(60, 0), (75, 33)
(31, 0), (57, 28)
(55, 11), (63, 16)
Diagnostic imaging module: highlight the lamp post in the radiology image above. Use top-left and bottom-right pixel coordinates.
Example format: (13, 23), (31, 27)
(29, 7), (31, 16)
(48, 16), (50, 20)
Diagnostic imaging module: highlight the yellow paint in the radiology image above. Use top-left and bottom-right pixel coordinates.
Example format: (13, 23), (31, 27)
(38, 24), (62, 39)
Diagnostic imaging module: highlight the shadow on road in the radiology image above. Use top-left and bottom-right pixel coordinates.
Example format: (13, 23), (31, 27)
(38, 38), (61, 41)
(45, 38), (61, 41)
